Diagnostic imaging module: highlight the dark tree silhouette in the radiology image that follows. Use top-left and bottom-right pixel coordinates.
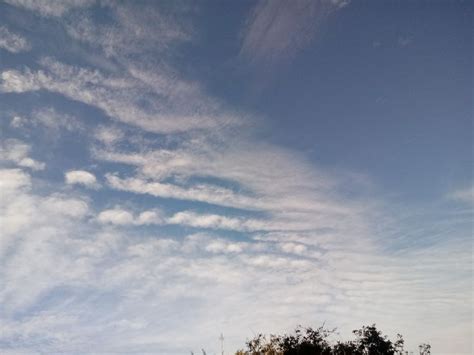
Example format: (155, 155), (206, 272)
(418, 343), (431, 355)
(236, 324), (429, 355)
(352, 324), (398, 355)
(332, 340), (362, 355)
(277, 326), (333, 355)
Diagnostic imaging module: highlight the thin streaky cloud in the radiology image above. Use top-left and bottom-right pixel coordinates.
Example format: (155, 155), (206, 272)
(0, 26), (30, 53)
(240, 0), (349, 66)
(4, 0), (95, 17)
(0, 59), (238, 134)
(0, 1), (471, 354)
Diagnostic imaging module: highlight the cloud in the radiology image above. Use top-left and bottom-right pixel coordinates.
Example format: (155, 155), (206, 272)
(94, 125), (124, 145)
(0, 58), (238, 134)
(204, 239), (245, 254)
(32, 107), (82, 131)
(10, 115), (26, 128)
(166, 210), (314, 233)
(0, 2), (471, 354)
(0, 167), (471, 354)
(136, 210), (164, 225)
(65, 1), (190, 58)
(65, 170), (98, 188)
(97, 208), (163, 226)
(4, 0), (95, 17)
(0, 26), (30, 53)
(98, 138), (365, 238)
(240, 0), (349, 66)
(168, 211), (250, 231)
(279, 242), (308, 255)
(97, 208), (134, 225)
(449, 185), (474, 204)
(96, 207), (255, 231)
(0, 168), (31, 195)
(0, 168), (89, 256)
(41, 194), (89, 218)
(105, 173), (259, 211)
(398, 35), (413, 47)
(0, 138), (46, 170)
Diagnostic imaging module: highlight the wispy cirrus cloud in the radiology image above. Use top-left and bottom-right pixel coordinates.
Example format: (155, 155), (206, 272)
(65, 1), (190, 58)
(0, 1), (471, 354)
(240, 0), (349, 67)
(4, 0), (95, 17)
(31, 107), (82, 132)
(0, 58), (238, 134)
(0, 26), (30, 53)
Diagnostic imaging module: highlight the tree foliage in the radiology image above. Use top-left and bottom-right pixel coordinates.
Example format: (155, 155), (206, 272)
(236, 324), (429, 355)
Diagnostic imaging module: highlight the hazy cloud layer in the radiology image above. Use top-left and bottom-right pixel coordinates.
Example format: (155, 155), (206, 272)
(0, 1), (471, 354)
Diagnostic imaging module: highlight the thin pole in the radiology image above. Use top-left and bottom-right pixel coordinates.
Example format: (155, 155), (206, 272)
(219, 333), (224, 355)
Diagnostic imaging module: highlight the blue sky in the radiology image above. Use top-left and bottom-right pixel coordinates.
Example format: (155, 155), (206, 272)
(0, 0), (472, 353)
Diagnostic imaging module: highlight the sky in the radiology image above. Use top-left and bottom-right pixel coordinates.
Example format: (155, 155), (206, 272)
(0, 0), (472, 354)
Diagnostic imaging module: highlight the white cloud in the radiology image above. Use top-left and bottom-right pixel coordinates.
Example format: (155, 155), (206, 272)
(0, 58), (237, 134)
(10, 115), (26, 128)
(0, 69), (41, 92)
(279, 242), (308, 255)
(0, 168), (89, 259)
(97, 208), (163, 226)
(65, 170), (98, 188)
(97, 208), (134, 225)
(99, 139), (366, 239)
(4, 0), (95, 17)
(136, 210), (163, 225)
(105, 173), (259, 210)
(204, 240), (245, 254)
(0, 26), (30, 53)
(0, 168), (31, 195)
(0, 139), (46, 170)
(41, 195), (89, 218)
(7, 108), (82, 132)
(240, 0), (348, 66)
(94, 125), (124, 145)
(32, 107), (82, 131)
(166, 210), (299, 233)
(65, 2), (189, 58)
(449, 185), (474, 204)
(167, 211), (246, 231)
(0, 169), (471, 353)
(0, 3), (471, 354)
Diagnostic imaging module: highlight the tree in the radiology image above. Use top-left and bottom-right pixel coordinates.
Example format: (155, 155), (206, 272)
(243, 333), (280, 355)
(418, 343), (431, 355)
(276, 326), (333, 355)
(236, 324), (428, 355)
(352, 324), (397, 355)
(393, 334), (405, 355)
(236, 326), (333, 355)
(332, 341), (362, 355)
